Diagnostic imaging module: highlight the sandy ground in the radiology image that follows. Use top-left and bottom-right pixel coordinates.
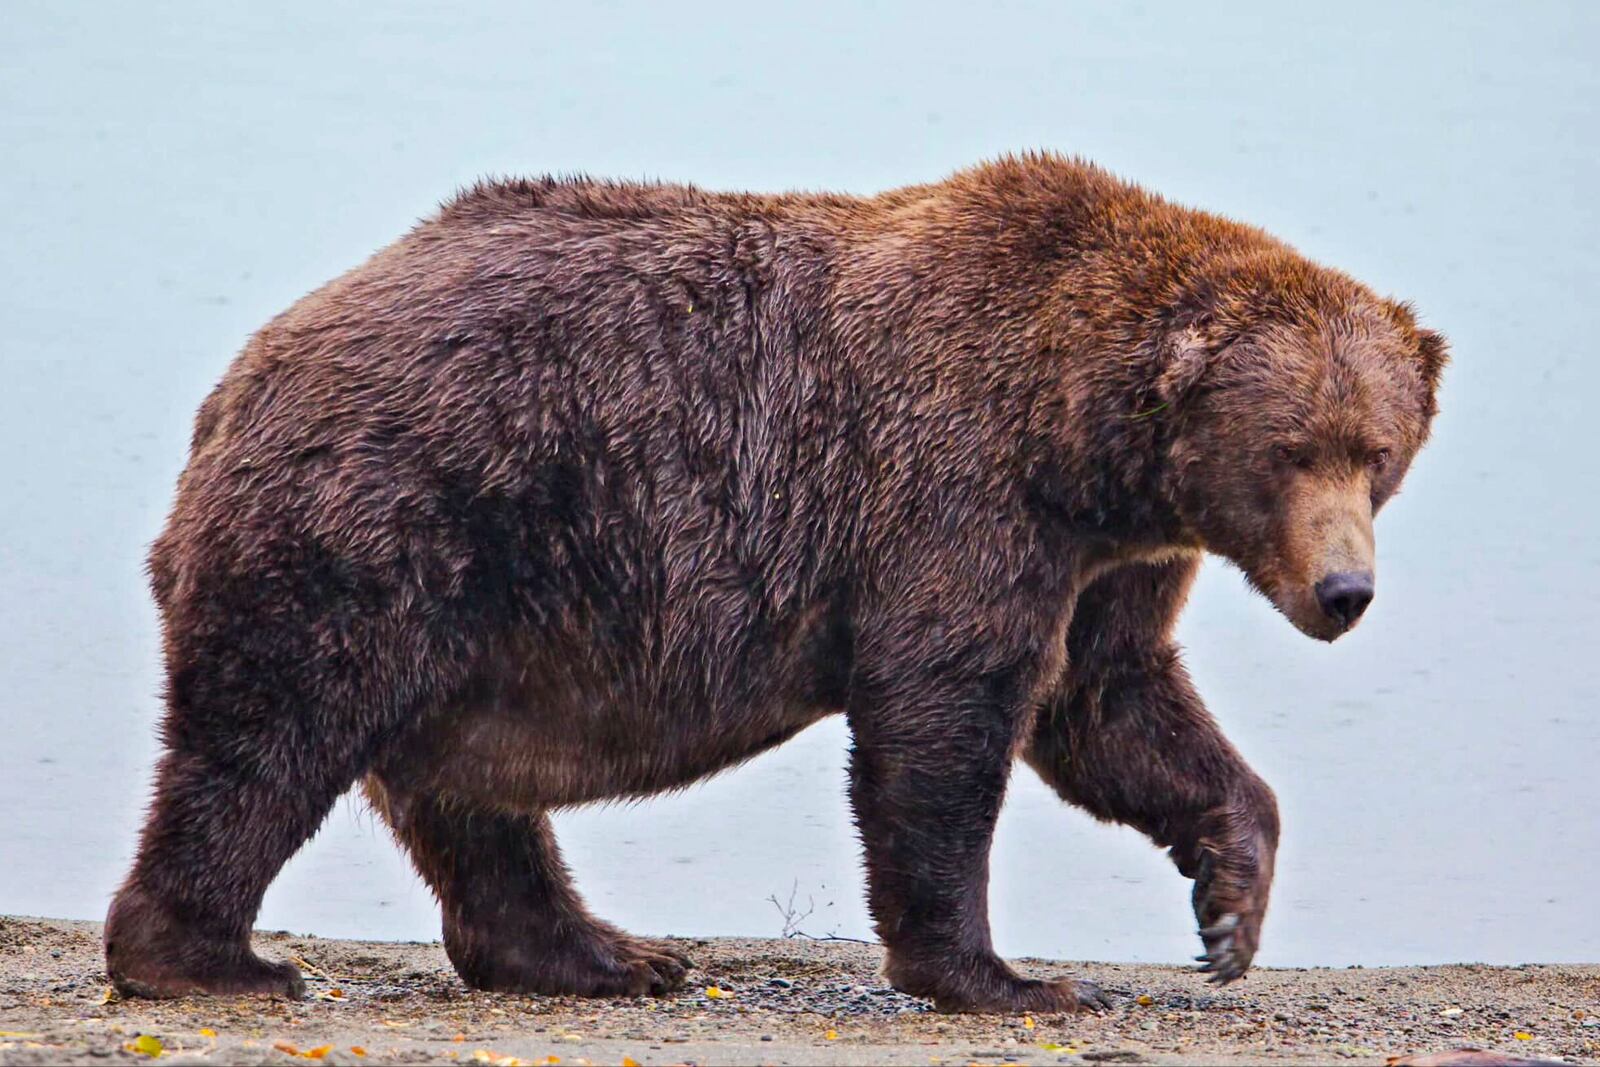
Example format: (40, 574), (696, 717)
(0, 917), (1595, 1066)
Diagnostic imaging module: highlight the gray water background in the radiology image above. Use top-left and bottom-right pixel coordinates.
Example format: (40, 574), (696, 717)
(2, 1), (1596, 967)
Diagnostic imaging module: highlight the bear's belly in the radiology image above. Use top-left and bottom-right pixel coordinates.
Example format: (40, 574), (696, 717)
(385, 687), (838, 811)
(379, 602), (852, 810)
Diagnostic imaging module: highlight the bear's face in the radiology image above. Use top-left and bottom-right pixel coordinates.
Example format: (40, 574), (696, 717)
(1165, 308), (1446, 641)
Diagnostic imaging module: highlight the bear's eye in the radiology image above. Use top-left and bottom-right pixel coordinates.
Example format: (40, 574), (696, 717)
(1272, 444), (1310, 468)
(1368, 448), (1392, 471)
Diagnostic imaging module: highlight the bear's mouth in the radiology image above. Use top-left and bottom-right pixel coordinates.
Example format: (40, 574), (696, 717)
(1246, 568), (1357, 643)
(1276, 588), (1355, 643)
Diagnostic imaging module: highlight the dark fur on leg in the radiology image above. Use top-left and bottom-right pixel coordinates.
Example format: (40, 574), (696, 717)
(106, 745), (333, 999)
(106, 537), (459, 999)
(848, 575), (1108, 1014)
(1027, 557), (1279, 984)
(366, 778), (691, 996)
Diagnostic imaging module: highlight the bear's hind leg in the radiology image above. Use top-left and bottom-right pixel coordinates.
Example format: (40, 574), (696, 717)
(107, 541), (462, 999)
(105, 743), (351, 998)
(365, 779), (691, 996)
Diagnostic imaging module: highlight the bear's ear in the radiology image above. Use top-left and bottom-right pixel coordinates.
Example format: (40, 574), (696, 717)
(1156, 325), (1213, 407)
(1415, 327), (1449, 394)
(1384, 300), (1449, 406)
(1408, 325), (1449, 419)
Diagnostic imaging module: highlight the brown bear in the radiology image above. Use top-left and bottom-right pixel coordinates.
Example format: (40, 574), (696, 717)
(106, 152), (1446, 1013)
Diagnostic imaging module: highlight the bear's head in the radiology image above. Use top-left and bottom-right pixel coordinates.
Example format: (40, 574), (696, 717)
(1156, 274), (1447, 641)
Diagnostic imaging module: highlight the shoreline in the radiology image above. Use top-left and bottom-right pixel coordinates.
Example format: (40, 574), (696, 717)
(0, 916), (1595, 1065)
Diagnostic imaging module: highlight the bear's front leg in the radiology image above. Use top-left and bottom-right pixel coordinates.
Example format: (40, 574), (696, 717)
(847, 613), (1109, 1014)
(1025, 558), (1279, 984)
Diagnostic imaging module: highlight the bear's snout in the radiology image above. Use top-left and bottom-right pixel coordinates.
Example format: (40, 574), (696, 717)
(1314, 571), (1374, 632)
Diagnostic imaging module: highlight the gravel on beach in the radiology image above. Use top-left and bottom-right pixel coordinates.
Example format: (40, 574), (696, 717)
(1, 916), (1595, 1065)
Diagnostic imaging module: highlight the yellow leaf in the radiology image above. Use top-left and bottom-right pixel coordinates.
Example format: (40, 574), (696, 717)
(129, 1034), (164, 1058)
(1515, 1031), (1534, 1040)
(350, 1050), (368, 1059)
(199, 1028), (218, 1038)
(454, 1033), (467, 1042)
(0, 1032), (43, 1040)
(303, 1046), (333, 1060)
(1136, 994), (1154, 1006)
(622, 1058), (641, 1067)
(1022, 1015), (1035, 1029)
(825, 1029), (839, 1040)
(100, 986), (118, 1005)
(275, 1041), (301, 1056)
(705, 985), (725, 999)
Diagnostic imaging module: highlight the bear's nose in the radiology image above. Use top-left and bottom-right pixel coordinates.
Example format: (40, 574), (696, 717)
(1315, 571), (1375, 630)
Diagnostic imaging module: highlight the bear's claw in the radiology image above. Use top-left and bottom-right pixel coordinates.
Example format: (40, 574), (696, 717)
(1196, 912), (1249, 984)
(1070, 978), (1114, 1011)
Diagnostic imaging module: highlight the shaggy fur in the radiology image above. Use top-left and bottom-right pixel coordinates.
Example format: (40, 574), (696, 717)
(106, 153), (1444, 1012)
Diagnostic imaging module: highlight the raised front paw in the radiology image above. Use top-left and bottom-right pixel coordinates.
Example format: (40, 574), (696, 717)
(1185, 782), (1278, 984)
(1189, 833), (1273, 984)
(1193, 907), (1260, 984)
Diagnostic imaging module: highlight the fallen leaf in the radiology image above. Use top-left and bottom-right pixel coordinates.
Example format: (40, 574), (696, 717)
(705, 985), (727, 999)
(472, 1052), (535, 1067)
(1022, 1016), (1035, 1030)
(274, 1041), (301, 1055)
(199, 1028), (218, 1038)
(328, 988), (344, 999)
(622, 1058), (640, 1067)
(1136, 994), (1154, 1007)
(0, 1033), (44, 1040)
(303, 1046), (333, 1060)
(825, 1029), (839, 1040)
(100, 987), (118, 1005)
(350, 1049), (368, 1059)
(128, 1034), (164, 1058)
(454, 1033), (467, 1042)
(1515, 1032), (1534, 1040)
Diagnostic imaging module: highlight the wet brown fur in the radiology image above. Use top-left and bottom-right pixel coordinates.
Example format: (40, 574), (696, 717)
(106, 153), (1445, 1011)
